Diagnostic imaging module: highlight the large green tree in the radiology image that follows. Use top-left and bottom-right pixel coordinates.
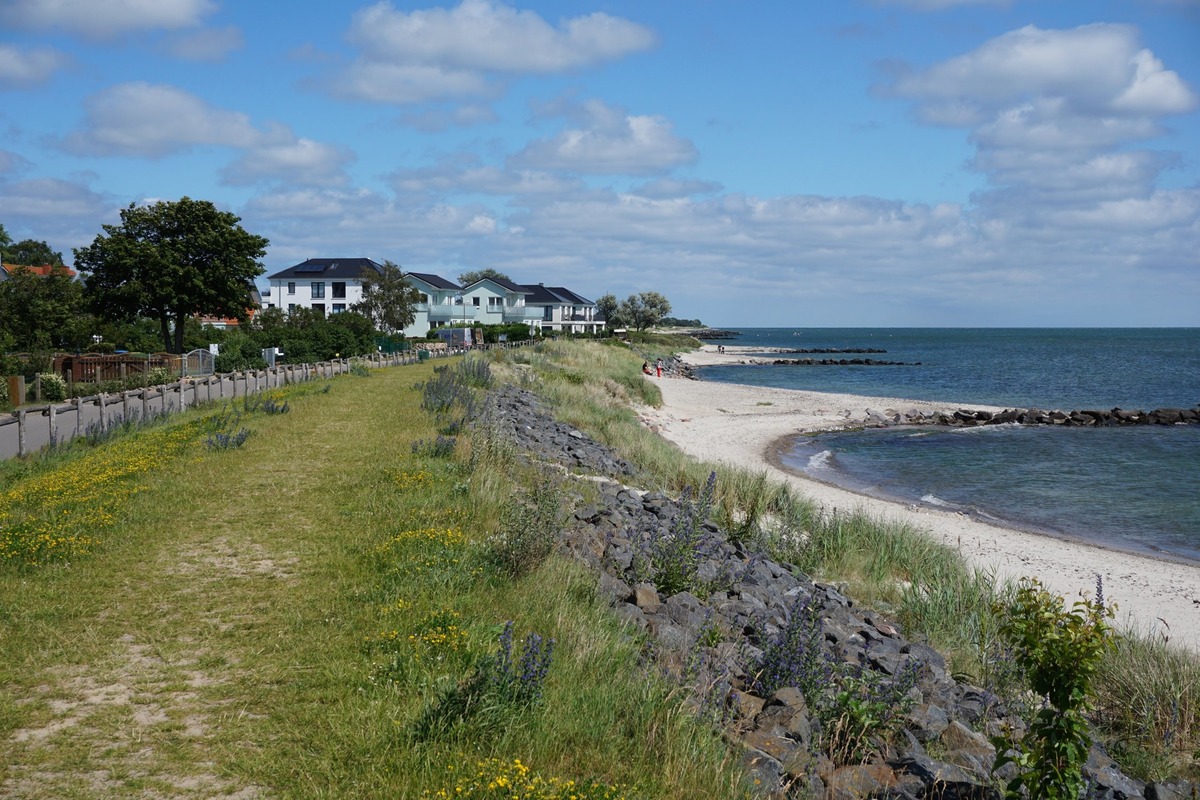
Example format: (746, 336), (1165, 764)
(595, 293), (619, 329)
(355, 260), (420, 334)
(618, 291), (672, 331)
(457, 267), (511, 286)
(4, 239), (65, 266)
(0, 264), (85, 350)
(74, 198), (268, 353)
(0, 222), (11, 256)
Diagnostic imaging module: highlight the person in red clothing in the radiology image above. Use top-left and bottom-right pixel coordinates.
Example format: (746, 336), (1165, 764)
(655, 358), (663, 377)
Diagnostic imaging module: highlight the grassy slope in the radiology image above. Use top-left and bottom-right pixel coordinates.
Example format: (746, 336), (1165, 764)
(0, 362), (745, 799)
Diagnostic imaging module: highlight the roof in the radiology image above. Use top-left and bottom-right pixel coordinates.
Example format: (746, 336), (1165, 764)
(405, 271), (461, 290)
(520, 284), (594, 306)
(463, 275), (531, 294)
(266, 258), (384, 281)
(547, 286), (594, 305)
(1, 263), (77, 278)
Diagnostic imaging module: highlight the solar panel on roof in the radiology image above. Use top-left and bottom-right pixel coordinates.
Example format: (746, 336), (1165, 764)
(294, 262), (326, 273)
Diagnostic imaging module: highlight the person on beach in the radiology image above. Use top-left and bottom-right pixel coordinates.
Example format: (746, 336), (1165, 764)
(655, 358), (663, 377)
(642, 361), (652, 375)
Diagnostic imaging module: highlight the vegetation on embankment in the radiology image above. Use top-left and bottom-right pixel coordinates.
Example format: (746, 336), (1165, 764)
(0, 361), (744, 798)
(492, 337), (1200, 784)
(2, 339), (1196, 795)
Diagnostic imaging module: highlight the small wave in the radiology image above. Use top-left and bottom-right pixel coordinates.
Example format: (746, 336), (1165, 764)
(807, 450), (834, 472)
(920, 494), (951, 507)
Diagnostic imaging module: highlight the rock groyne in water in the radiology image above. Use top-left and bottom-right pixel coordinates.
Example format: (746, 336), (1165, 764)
(863, 406), (1200, 428)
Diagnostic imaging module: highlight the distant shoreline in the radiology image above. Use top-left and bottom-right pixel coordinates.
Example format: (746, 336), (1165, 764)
(639, 344), (1200, 650)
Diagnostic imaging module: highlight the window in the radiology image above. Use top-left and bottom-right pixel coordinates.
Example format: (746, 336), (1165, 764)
(332, 303), (346, 313)
(543, 306), (553, 321)
(287, 281), (295, 295)
(332, 282), (346, 298)
(312, 303), (325, 316)
(472, 296), (480, 307)
(288, 303), (297, 313)
(311, 282), (325, 298)
(487, 297), (503, 310)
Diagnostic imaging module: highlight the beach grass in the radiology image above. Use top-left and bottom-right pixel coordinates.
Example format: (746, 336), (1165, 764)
(0, 358), (748, 798)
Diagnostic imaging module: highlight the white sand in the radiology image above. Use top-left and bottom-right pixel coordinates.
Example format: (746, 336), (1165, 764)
(638, 345), (1200, 651)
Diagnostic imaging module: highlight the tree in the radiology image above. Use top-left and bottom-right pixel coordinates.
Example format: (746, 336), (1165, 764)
(457, 267), (511, 286)
(4, 239), (64, 266)
(0, 222), (11, 256)
(0, 264), (85, 350)
(355, 260), (420, 334)
(617, 291), (672, 331)
(595, 293), (619, 329)
(74, 197), (268, 353)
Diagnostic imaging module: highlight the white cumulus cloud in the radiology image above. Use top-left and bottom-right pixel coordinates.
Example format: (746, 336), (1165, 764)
(0, 44), (70, 89)
(512, 100), (697, 175)
(0, 0), (216, 39)
(327, 0), (655, 104)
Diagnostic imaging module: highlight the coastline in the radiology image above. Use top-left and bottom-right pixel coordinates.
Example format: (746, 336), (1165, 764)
(639, 344), (1200, 651)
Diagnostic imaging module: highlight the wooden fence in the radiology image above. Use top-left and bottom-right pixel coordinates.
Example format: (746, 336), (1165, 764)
(0, 341), (528, 460)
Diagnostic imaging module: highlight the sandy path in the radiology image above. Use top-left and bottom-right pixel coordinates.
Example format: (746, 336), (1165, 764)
(639, 345), (1200, 651)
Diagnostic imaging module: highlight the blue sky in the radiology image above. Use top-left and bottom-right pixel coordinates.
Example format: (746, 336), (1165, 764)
(2, 0), (1197, 327)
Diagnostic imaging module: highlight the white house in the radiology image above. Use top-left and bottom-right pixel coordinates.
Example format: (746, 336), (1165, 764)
(262, 258), (384, 316)
(521, 284), (603, 334)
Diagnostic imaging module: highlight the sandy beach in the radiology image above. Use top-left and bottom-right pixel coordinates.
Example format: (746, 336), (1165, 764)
(639, 345), (1200, 651)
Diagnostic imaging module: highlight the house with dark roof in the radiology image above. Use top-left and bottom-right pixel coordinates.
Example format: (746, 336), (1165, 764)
(458, 275), (540, 329)
(521, 284), (603, 334)
(262, 258), (384, 316)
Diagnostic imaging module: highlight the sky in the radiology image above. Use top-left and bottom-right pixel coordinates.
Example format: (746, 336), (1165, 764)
(1, 0), (1198, 328)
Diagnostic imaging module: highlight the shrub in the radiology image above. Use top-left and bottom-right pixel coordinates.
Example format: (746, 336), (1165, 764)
(488, 479), (565, 578)
(0, 378), (8, 409)
(413, 621), (555, 740)
(350, 363), (371, 377)
(411, 435), (457, 458)
(38, 372), (68, 402)
(992, 577), (1115, 800)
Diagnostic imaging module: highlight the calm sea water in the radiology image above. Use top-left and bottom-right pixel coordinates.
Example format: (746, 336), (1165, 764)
(697, 329), (1200, 562)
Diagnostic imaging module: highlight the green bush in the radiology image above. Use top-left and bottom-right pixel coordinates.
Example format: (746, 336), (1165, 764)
(992, 577), (1115, 800)
(38, 372), (68, 402)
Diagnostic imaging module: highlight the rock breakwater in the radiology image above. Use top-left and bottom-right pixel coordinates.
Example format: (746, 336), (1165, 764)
(864, 406), (1200, 428)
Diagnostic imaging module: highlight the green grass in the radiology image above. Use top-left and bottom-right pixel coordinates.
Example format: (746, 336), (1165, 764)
(0, 362), (748, 798)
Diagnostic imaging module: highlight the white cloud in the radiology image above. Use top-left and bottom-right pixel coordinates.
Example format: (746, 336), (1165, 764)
(0, 149), (34, 175)
(388, 161), (585, 197)
(0, 44), (70, 89)
(888, 24), (1197, 123)
(512, 100), (697, 175)
(221, 137), (354, 187)
(328, 0), (655, 104)
(60, 82), (260, 157)
(0, 0), (216, 39)
(631, 178), (724, 199)
(347, 0), (655, 73)
(881, 23), (1198, 236)
(58, 83), (353, 187)
(166, 25), (244, 61)
(330, 62), (491, 105)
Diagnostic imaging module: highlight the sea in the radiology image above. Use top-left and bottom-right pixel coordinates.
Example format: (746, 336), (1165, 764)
(694, 328), (1200, 563)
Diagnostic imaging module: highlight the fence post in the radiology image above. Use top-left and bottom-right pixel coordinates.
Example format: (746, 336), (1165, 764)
(47, 404), (56, 447)
(141, 388), (148, 420)
(98, 392), (106, 429)
(180, 379), (188, 411)
(123, 391), (130, 422)
(34, 375), (42, 401)
(17, 409), (26, 457)
(75, 397), (83, 438)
